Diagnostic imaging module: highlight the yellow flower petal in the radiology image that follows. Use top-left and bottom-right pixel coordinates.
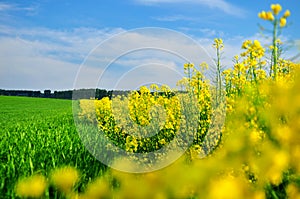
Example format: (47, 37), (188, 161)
(266, 11), (275, 21)
(271, 4), (282, 15)
(51, 166), (79, 193)
(258, 11), (267, 20)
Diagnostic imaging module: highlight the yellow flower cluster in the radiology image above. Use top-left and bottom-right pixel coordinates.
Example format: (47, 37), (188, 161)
(212, 38), (224, 50)
(79, 85), (181, 154)
(128, 87), (154, 127)
(78, 99), (97, 123)
(125, 135), (139, 152)
(50, 166), (79, 193)
(179, 61), (213, 148)
(258, 11), (274, 21)
(125, 85), (181, 152)
(223, 40), (267, 97)
(258, 4), (290, 27)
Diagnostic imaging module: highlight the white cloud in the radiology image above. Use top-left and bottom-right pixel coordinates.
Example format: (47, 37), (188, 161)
(0, 26), (217, 90)
(0, 26), (125, 63)
(153, 15), (198, 22)
(0, 2), (37, 13)
(0, 37), (78, 90)
(0, 2), (14, 11)
(3, 24), (296, 91)
(76, 28), (215, 90)
(0, 25), (247, 90)
(135, 0), (246, 17)
(0, 26), (125, 90)
(178, 27), (225, 38)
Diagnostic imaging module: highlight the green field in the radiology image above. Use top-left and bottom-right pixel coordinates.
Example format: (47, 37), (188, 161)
(0, 96), (106, 198)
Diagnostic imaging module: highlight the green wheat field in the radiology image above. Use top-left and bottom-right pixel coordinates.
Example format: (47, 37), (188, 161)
(0, 96), (107, 198)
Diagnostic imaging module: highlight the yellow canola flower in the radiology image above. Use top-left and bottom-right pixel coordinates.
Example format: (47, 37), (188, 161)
(286, 184), (300, 199)
(234, 63), (245, 71)
(275, 38), (283, 45)
(15, 174), (47, 198)
(51, 166), (79, 193)
(184, 63), (194, 70)
(258, 11), (274, 21)
(283, 9), (291, 18)
(83, 178), (111, 199)
(125, 136), (138, 152)
(150, 83), (159, 91)
(213, 38), (224, 50)
(208, 176), (244, 199)
(266, 11), (275, 21)
(253, 40), (262, 49)
(280, 17), (287, 27)
(242, 40), (251, 49)
(140, 86), (150, 94)
(271, 4), (282, 15)
(200, 61), (209, 70)
(234, 55), (239, 61)
(258, 11), (267, 20)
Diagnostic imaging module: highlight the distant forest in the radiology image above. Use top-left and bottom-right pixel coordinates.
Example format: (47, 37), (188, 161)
(0, 89), (132, 100)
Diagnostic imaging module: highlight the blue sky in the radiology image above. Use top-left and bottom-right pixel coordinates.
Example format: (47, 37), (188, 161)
(0, 0), (299, 90)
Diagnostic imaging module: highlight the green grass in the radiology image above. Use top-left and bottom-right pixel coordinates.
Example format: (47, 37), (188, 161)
(0, 96), (107, 198)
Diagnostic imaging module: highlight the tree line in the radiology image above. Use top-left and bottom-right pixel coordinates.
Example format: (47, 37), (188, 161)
(0, 89), (132, 100)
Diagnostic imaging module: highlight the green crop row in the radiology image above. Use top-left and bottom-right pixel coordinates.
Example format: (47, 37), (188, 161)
(0, 96), (107, 198)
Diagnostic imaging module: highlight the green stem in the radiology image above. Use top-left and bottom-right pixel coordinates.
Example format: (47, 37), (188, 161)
(272, 19), (278, 80)
(216, 47), (222, 103)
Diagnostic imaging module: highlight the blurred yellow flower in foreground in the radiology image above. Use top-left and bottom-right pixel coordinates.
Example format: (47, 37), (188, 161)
(208, 176), (244, 199)
(15, 174), (47, 198)
(50, 166), (79, 193)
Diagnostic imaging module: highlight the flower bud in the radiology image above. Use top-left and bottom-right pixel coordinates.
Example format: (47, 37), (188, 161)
(280, 17), (287, 27)
(283, 10), (291, 18)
